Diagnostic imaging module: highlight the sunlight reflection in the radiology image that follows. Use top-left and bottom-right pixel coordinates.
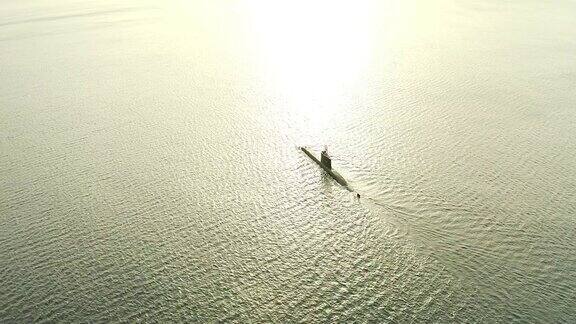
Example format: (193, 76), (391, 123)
(245, 1), (376, 137)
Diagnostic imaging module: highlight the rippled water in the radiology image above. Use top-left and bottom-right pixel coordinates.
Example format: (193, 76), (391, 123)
(1, 0), (575, 322)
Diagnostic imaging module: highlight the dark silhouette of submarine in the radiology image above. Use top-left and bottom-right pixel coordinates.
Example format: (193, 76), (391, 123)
(300, 146), (350, 189)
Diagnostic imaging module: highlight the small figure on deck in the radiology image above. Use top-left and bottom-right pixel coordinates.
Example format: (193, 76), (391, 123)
(320, 145), (332, 170)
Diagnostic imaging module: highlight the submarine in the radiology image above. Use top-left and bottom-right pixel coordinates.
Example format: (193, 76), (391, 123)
(300, 146), (351, 190)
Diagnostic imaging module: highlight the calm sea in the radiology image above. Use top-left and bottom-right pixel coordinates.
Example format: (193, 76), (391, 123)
(1, 0), (575, 322)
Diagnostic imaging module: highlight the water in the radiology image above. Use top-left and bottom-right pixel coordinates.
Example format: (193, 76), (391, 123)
(1, 0), (575, 322)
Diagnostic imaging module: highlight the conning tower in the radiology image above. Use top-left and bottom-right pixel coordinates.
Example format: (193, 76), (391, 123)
(321, 146), (332, 170)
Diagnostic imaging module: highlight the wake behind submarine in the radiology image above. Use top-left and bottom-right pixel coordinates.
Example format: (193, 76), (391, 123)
(300, 146), (356, 195)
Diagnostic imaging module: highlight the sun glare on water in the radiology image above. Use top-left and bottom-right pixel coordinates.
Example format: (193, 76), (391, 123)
(244, 1), (376, 136)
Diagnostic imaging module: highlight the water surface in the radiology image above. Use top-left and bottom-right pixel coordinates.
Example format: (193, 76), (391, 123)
(1, 0), (575, 322)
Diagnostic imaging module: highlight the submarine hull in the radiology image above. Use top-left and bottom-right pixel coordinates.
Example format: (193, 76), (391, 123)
(300, 147), (350, 189)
